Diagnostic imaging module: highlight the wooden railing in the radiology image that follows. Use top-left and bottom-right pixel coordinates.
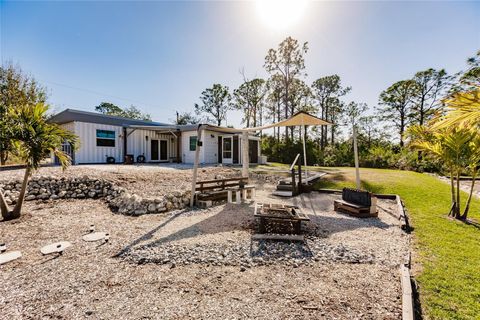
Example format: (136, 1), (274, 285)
(290, 154), (302, 196)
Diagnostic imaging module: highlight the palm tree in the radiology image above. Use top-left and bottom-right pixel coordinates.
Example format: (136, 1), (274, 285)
(406, 124), (474, 219)
(0, 103), (78, 221)
(462, 133), (480, 219)
(434, 87), (480, 128)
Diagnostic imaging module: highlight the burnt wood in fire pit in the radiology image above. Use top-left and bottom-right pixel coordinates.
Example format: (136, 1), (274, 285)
(254, 203), (310, 235)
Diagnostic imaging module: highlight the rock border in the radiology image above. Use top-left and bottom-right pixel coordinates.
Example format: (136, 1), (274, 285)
(0, 175), (191, 217)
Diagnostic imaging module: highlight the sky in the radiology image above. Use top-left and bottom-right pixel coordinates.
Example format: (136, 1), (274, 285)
(1, 0), (479, 128)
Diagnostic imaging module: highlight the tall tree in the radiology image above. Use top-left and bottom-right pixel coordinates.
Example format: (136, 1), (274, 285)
(411, 68), (449, 125)
(0, 63), (46, 165)
(377, 80), (419, 147)
(266, 75), (284, 142)
(95, 102), (151, 121)
(0, 103), (78, 220)
(344, 102), (367, 128)
(174, 111), (199, 125)
(311, 75), (350, 148)
(358, 115), (379, 148)
(460, 50), (480, 89)
(264, 36), (308, 141)
(194, 84), (232, 126)
(233, 78), (266, 128)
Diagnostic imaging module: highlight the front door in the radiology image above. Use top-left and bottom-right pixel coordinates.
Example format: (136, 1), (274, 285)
(217, 136), (222, 163)
(151, 139), (159, 161)
(233, 136), (239, 164)
(160, 140), (168, 161)
(223, 137), (233, 164)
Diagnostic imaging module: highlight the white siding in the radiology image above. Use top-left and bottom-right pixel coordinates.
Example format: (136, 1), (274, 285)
(181, 130), (202, 164)
(74, 122), (123, 164)
(181, 130), (261, 165)
(203, 131), (220, 164)
(127, 129), (177, 162)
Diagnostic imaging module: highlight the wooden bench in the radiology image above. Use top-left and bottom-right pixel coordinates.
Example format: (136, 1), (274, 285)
(195, 177), (249, 204)
(333, 188), (378, 218)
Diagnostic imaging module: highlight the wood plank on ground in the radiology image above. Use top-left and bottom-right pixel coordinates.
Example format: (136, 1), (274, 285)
(400, 265), (414, 320)
(252, 234), (304, 242)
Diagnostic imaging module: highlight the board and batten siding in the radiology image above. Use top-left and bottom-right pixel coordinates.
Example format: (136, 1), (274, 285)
(180, 129), (260, 164)
(127, 129), (177, 162)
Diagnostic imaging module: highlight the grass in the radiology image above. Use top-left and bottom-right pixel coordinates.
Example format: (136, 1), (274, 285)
(261, 163), (480, 319)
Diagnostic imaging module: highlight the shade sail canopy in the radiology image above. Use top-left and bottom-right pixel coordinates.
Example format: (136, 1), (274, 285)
(246, 111), (332, 131)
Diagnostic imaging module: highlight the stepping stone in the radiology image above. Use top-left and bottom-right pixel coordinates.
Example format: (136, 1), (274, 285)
(0, 251), (22, 265)
(82, 232), (109, 242)
(40, 241), (72, 255)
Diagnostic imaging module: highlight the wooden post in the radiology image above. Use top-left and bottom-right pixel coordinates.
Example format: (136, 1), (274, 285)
(353, 125), (361, 190)
(291, 168), (296, 196)
(190, 126), (204, 207)
(242, 131), (249, 178)
(301, 123), (308, 179)
(298, 157), (302, 194)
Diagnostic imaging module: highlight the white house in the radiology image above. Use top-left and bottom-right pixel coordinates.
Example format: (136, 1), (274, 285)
(49, 109), (262, 165)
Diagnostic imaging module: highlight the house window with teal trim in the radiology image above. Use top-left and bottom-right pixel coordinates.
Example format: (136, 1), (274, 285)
(96, 130), (115, 147)
(189, 136), (197, 151)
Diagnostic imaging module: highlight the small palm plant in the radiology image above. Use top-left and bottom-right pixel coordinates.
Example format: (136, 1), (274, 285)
(406, 124), (475, 219)
(0, 103), (78, 221)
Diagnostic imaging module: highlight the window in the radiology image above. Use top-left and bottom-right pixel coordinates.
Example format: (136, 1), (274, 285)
(96, 129), (115, 147)
(223, 137), (232, 159)
(189, 136), (197, 151)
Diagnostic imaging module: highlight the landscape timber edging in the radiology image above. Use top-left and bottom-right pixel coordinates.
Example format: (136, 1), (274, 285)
(315, 188), (416, 320)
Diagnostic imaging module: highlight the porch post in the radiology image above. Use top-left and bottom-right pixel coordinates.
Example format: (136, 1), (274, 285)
(242, 131), (249, 178)
(176, 131), (181, 163)
(190, 125), (204, 207)
(123, 127), (127, 163)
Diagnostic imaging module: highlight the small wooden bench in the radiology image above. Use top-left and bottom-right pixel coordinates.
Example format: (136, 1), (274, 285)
(334, 188), (378, 218)
(195, 177), (250, 204)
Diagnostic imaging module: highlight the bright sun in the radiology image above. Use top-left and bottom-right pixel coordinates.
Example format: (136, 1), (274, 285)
(256, 0), (308, 30)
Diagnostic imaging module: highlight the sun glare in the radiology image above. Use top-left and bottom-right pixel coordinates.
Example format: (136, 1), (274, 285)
(256, 0), (308, 30)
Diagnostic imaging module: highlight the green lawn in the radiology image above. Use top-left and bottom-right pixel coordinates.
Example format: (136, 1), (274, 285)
(258, 164), (480, 319)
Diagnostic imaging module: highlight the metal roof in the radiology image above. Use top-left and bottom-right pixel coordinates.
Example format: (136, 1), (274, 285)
(48, 108), (169, 127)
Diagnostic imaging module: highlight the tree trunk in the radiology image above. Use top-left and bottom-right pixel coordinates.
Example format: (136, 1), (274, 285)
(9, 167), (31, 219)
(461, 170), (477, 220)
(449, 170), (455, 217)
(455, 172), (461, 218)
(0, 150), (7, 166)
(0, 189), (11, 220)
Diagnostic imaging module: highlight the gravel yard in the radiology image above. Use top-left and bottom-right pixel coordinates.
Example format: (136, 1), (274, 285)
(0, 166), (409, 319)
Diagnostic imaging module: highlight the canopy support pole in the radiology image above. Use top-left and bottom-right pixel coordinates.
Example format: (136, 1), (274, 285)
(301, 122), (307, 179)
(242, 131), (249, 178)
(190, 125), (204, 207)
(353, 125), (361, 190)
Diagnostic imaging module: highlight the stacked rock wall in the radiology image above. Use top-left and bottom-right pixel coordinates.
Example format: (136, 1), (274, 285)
(0, 175), (190, 216)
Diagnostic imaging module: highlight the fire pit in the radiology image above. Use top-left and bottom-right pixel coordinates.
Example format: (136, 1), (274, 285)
(254, 203), (310, 235)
